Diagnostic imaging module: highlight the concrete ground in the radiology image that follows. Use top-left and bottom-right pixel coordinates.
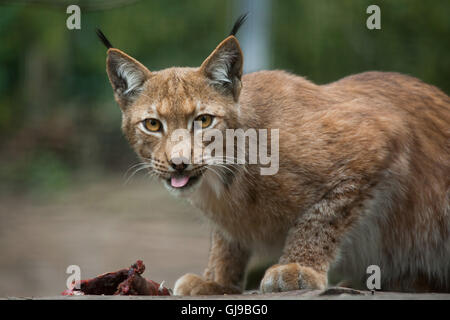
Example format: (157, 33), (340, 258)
(7, 287), (450, 300)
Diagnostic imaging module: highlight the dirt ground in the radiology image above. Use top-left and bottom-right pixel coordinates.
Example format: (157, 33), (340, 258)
(0, 175), (213, 297)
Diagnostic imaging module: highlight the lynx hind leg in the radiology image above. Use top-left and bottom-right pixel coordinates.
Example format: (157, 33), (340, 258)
(260, 263), (327, 293)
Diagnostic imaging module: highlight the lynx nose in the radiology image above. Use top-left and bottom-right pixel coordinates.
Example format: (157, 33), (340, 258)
(170, 157), (189, 173)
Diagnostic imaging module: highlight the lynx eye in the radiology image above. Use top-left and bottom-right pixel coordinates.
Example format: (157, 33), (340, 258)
(143, 118), (162, 132)
(195, 114), (213, 128)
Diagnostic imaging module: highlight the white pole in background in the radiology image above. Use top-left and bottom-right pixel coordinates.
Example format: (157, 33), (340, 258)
(233, 0), (271, 73)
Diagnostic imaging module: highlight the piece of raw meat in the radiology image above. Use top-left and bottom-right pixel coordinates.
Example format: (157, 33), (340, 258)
(62, 260), (170, 296)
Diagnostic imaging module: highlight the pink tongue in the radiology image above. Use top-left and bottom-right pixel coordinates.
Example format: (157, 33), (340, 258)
(171, 176), (190, 188)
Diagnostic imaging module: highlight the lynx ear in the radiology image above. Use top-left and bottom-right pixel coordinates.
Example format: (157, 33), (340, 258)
(106, 48), (150, 107)
(200, 36), (243, 101)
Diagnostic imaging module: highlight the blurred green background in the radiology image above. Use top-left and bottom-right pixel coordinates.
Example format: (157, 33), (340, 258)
(0, 0), (449, 196)
(0, 0), (448, 296)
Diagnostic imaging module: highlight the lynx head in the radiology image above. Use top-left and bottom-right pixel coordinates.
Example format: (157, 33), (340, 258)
(98, 15), (247, 197)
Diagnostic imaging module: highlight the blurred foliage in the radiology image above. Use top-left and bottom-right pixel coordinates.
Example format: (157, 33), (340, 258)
(272, 0), (450, 86)
(0, 0), (448, 195)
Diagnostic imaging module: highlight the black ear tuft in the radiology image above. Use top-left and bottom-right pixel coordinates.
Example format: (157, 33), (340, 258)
(96, 28), (113, 49)
(229, 13), (248, 36)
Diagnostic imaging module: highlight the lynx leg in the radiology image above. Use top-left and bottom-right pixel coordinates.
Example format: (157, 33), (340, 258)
(260, 182), (366, 293)
(174, 230), (249, 295)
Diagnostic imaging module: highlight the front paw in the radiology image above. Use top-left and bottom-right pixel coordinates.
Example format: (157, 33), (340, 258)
(260, 263), (327, 293)
(174, 273), (241, 296)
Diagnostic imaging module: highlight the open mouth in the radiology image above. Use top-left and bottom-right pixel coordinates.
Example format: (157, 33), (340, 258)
(166, 173), (202, 190)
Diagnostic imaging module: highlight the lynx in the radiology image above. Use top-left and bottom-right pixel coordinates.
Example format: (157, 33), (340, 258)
(98, 16), (450, 294)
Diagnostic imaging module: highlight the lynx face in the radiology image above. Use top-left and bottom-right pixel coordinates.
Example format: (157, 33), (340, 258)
(104, 37), (243, 196)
